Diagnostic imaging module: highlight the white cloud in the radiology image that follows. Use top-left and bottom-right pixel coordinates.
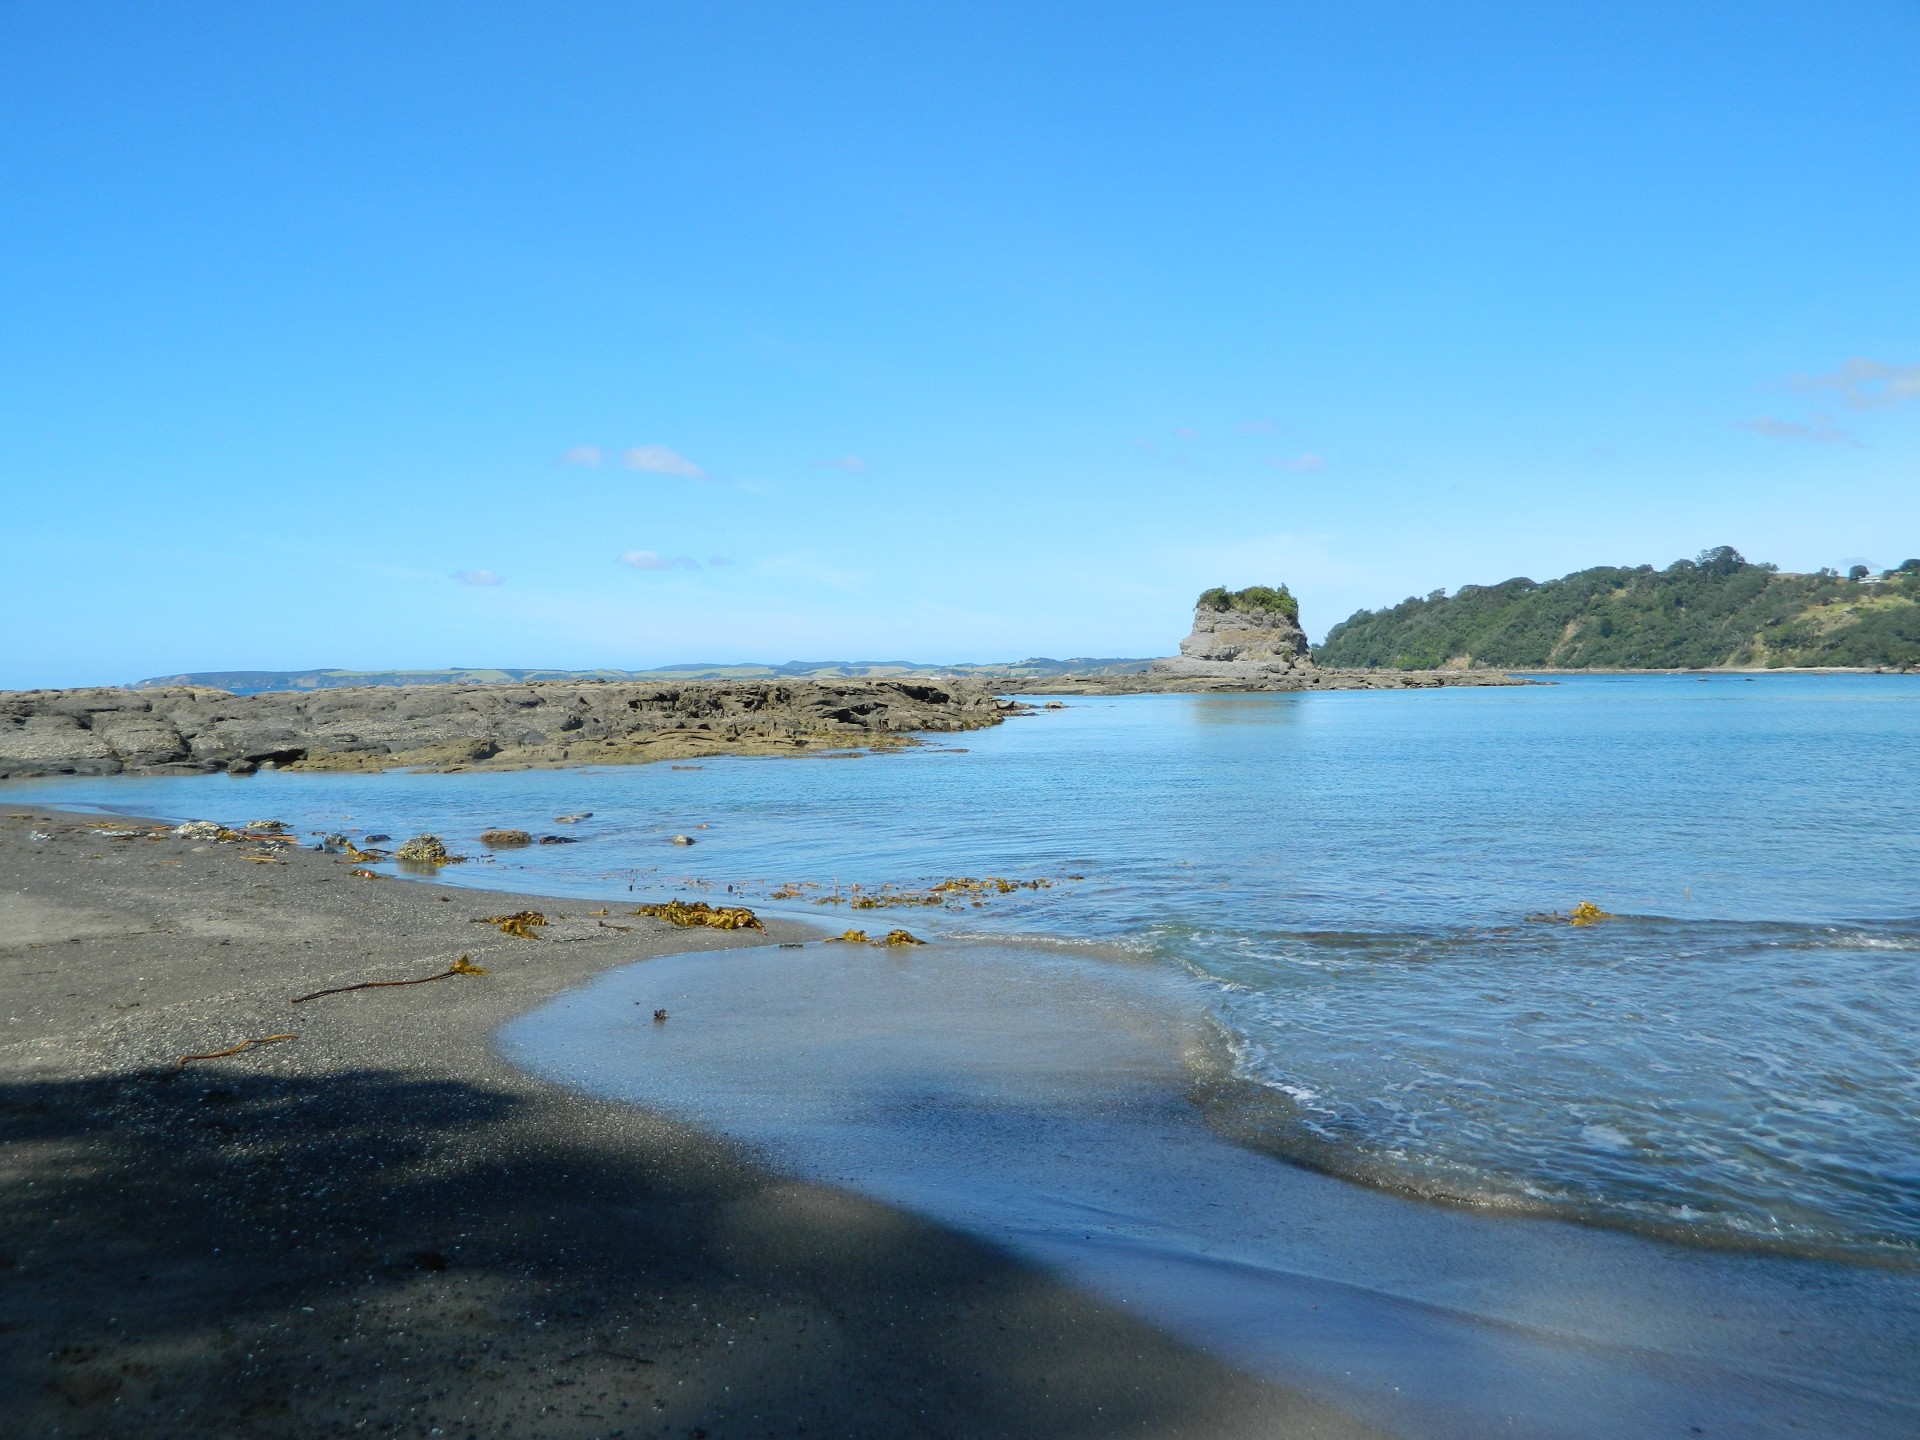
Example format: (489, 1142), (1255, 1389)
(562, 445), (603, 467)
(624, 444), (706, 478)
(708, 555), (737, 567)
(1737, 415), (1848, 444)
(1236, 418), (1280, 434)
(619, 550), (699, 571)
(452, 569), (503, 586)
(821, 455), (869, 473)
(1266, 453), (1328, 472)
(1790, 358), (1920, 411)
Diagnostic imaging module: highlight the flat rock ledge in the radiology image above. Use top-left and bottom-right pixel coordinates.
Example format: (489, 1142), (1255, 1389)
(0, 679), (1008, 780)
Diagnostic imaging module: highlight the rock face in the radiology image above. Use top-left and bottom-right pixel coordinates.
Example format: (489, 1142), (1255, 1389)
(0, 679), (1008, 780)
(1150, 586), (1313, 681)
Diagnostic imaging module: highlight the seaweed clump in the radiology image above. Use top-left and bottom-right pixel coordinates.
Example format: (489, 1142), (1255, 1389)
(473, 910), (548, 939)
(1526, 900), (1615, 926)
(833, 876), (1056, 910)
(634, 899), (764, 931)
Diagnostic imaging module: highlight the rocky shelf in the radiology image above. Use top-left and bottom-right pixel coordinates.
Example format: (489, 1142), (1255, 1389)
(0, 680), (1011, 779)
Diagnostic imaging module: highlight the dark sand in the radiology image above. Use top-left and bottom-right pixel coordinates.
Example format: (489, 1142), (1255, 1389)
(0, 808), (1380, 1440)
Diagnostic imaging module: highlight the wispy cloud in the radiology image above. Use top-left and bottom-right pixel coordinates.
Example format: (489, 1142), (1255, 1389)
(1131, 437), (1159, 454)
(562, 445), (603, 467)
(624, 444), (707, 478)
(618, 550), (700, 571)
(452, 569), (503, 586)
(1175, 426), (1200, 440)
(820, 454), (869, 473)
(1236, 418), (1280, 435)
(1265, 453), (1328, 472)
(1790, 358), (1920, 412)
(1738, 415), (1848, 444)
(708, 555), (737, 567)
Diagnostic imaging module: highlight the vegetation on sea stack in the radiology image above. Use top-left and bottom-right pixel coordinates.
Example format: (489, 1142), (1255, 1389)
(1197, 584), (1300, 623)
(1315, 549), (1920, 670)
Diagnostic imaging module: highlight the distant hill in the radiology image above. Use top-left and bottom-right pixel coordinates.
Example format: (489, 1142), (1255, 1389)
(1314, 548), (1920, 671)
(129, 657), (1156, 695)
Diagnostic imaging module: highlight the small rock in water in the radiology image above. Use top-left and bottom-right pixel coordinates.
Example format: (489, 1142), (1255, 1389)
(537, 834), (577, 845)
(227, 759), (259, 776)
(396, 834), (457, 865)
(554, 813), (592, 824)
(363, 833), (391, 843)
(480, 828), (533, 848)
(669, 834), (696, 846)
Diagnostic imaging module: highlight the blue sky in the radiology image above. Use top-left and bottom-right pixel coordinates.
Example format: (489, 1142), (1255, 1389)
(3, 2), (1916, 686)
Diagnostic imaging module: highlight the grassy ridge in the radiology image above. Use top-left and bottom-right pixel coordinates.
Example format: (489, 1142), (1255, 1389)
(1315, 548), (1920, 670)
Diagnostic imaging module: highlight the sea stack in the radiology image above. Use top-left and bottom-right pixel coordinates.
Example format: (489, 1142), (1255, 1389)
(1149, 585), (1313, 681)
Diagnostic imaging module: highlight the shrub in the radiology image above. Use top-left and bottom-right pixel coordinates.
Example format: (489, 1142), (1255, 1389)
(1196, 585), (1300, 622)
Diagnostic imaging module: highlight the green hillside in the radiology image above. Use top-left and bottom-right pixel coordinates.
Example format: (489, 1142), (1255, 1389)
(1315, 548), (1920, 670)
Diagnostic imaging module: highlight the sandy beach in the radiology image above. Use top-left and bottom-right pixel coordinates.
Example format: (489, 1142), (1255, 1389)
(0, 807), (1381, 1440)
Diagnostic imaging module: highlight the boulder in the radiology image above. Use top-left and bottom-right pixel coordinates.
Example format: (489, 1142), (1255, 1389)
(395, 835), (456, 865)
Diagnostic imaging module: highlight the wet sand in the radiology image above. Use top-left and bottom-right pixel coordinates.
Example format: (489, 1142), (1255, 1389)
(0, 807), (1380, 1440)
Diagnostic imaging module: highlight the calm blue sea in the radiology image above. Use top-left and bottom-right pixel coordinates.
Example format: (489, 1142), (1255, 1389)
(14, 674), (1920, 1265)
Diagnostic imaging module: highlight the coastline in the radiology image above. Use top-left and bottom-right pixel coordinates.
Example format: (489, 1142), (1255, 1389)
(1001, 669), (1534, 695)
(0, 806), (1379, 1439)
(0, 672), (1550, 782)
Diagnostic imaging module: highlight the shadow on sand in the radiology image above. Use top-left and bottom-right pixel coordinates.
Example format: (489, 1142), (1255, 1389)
(0, 1066), (1372, 1439)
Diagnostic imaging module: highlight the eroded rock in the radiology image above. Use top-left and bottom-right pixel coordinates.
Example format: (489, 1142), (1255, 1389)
(1150, 585), (1312, 682)
(0, 679), (1008, 779)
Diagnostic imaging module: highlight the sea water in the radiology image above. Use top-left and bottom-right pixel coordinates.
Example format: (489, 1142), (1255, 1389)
(13, 674), (1920, 1266)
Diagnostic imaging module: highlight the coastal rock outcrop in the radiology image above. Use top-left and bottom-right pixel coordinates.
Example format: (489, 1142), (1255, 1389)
(1150, 586), (1313, 681)
(0, 679), (1007, 779)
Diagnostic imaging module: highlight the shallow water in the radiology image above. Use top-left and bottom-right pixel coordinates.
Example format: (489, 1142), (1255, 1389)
(500, 940), (1920, 1440)
(14, 674), (1920, 1264)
